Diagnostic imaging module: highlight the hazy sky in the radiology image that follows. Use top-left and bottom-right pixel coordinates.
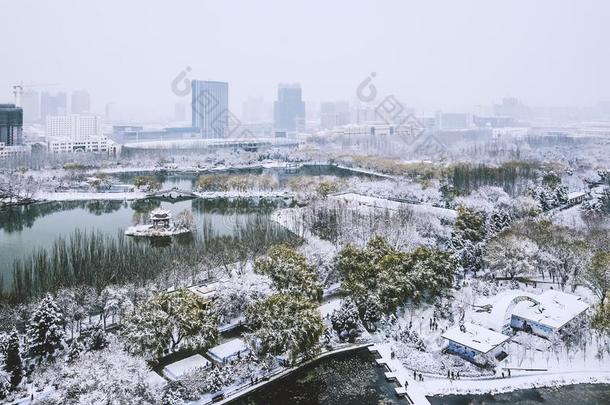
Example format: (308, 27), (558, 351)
(1, 0), (609, 120)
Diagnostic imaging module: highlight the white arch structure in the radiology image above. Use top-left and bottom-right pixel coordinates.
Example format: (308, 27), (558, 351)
(488, 292), (540, 335)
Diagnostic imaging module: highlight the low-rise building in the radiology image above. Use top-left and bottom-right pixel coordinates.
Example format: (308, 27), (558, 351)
(510, 290), (589, 338)
(566, 191), (588, 206)
(0, 142), (30, 159)
(46, 135), (117, 154)
(207, 338), (250, 364)
(442, 322), (510, 364)
(162, 354), (211, 380)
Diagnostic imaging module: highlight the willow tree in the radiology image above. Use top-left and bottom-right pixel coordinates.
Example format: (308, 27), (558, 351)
(122, 289), (218, 360)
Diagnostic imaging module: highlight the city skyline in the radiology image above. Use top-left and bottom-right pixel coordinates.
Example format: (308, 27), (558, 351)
(1, 0), (609, 121)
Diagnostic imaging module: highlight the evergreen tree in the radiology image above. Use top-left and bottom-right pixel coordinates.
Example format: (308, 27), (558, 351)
(26, 295), (65, 359)
(66, 340), (83, 363)
(488, 209), (512, 236)
(0, 370), (9, 400)
(4, 329), (22, 388)
(330, 299), (360, 334)
(454, 206), (486, 242)
(85, 327), (109, 351)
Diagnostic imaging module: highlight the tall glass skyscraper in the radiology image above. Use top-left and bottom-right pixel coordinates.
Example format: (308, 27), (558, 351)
(274, 84), (305, 133)
(191, 80), (229, 138)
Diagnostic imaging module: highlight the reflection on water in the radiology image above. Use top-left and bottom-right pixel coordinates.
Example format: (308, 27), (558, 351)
(232, 349), (403, 405)
(0, 197), (294, 290)
(115, 164), (379, 190)
(428, 383), (610, 405)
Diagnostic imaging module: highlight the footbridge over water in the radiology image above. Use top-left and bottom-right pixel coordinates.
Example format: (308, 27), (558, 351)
(147, 187), (199, 200)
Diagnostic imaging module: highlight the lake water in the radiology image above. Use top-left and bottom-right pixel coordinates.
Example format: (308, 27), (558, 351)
(428, 383), (610, 404)
(0, 198), (293, 289)
(0, 165), (376, 289)
(232, 348), (404, 405)
(231, 349), (609, 405)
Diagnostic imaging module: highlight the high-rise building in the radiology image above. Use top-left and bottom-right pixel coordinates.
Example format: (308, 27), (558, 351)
(273, 84), (305, 133)
(493, 97), (532, 122)
(320, 101), (350, 129)
(242, 96), (270, 123)
(21, 90), (40, 123)
(40, 92), (67, 122)
(434, 111), (473, 130)
(174, 103), (186, 123)
(71, 90), (91, 114)
(46, 114), (104, 141)
(191, 80), (229, 138)
(0, 104), (23, 145)
(105, 102), (117, 122)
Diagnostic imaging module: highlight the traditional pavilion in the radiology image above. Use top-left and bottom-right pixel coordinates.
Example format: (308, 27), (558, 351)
(150, 208), (171, 229)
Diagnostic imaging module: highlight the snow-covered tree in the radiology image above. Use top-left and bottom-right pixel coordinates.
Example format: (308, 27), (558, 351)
(3, 329), (22, 388)
(454, 206), (486, 243)
(245, 294), (324, 361)
(0, 369), (9, 400)
(337, 237), (454, 316)
(175, 209), (195, 230)
(255, 245), (323, 302)
(26, 295), (65, 359)
(212, 272), (271, 325)
(582, 252), (610, 306)
(84, 326), (109, 351)
(487, 208), (512, 236)
(161, 386), (185, 405)
(330, 299), (360, 334)
(484, 235), (538, 279)
(31, 338), (159, 404)
(123, 290), (218, 359)
(66, 340), (83, 364)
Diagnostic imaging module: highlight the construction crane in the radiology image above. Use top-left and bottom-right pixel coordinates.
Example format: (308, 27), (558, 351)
(12, 82), (60, 107)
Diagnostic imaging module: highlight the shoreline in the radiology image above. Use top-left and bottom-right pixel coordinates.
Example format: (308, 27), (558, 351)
(211, 343), (372, 405)
(421, 370), (610, 397)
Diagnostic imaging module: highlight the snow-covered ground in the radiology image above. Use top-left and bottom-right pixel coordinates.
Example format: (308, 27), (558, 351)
(329, 192), (457, 220)
(421, 370), (610, 396)
(35, 190), (147, 201)
(124, 224), (191, 237)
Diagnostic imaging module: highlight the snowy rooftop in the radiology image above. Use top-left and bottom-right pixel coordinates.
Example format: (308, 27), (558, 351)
(513, 290), (589, 329)
(207, 338), (249, 362)
(150, 208), (171, 219)
(162, 354), (210, 380)
(567, 191), (586, 200)
(442, 322), (510, 354)
(187, 282), (220, 300)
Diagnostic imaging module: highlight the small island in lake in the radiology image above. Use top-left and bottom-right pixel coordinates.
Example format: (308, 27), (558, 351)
(125, 208), (193, 237)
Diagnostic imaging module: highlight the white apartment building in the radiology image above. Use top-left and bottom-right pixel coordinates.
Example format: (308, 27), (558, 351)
(0, 142), (31, 159)
(47, 136), (117, 154)
(45, 114), (116, 154)
(325, 122), (415, 137)
(46, 114), (103, 141)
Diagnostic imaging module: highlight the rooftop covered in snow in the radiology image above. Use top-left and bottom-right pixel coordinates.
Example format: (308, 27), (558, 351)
(207, 338), (249, 363)
(513, 290), (589, 329)
(162, 354), (210, 380)
(442, 322), (510, 354)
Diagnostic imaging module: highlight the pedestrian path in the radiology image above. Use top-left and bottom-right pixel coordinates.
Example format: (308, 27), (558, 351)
(369, 344), (431, 405)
